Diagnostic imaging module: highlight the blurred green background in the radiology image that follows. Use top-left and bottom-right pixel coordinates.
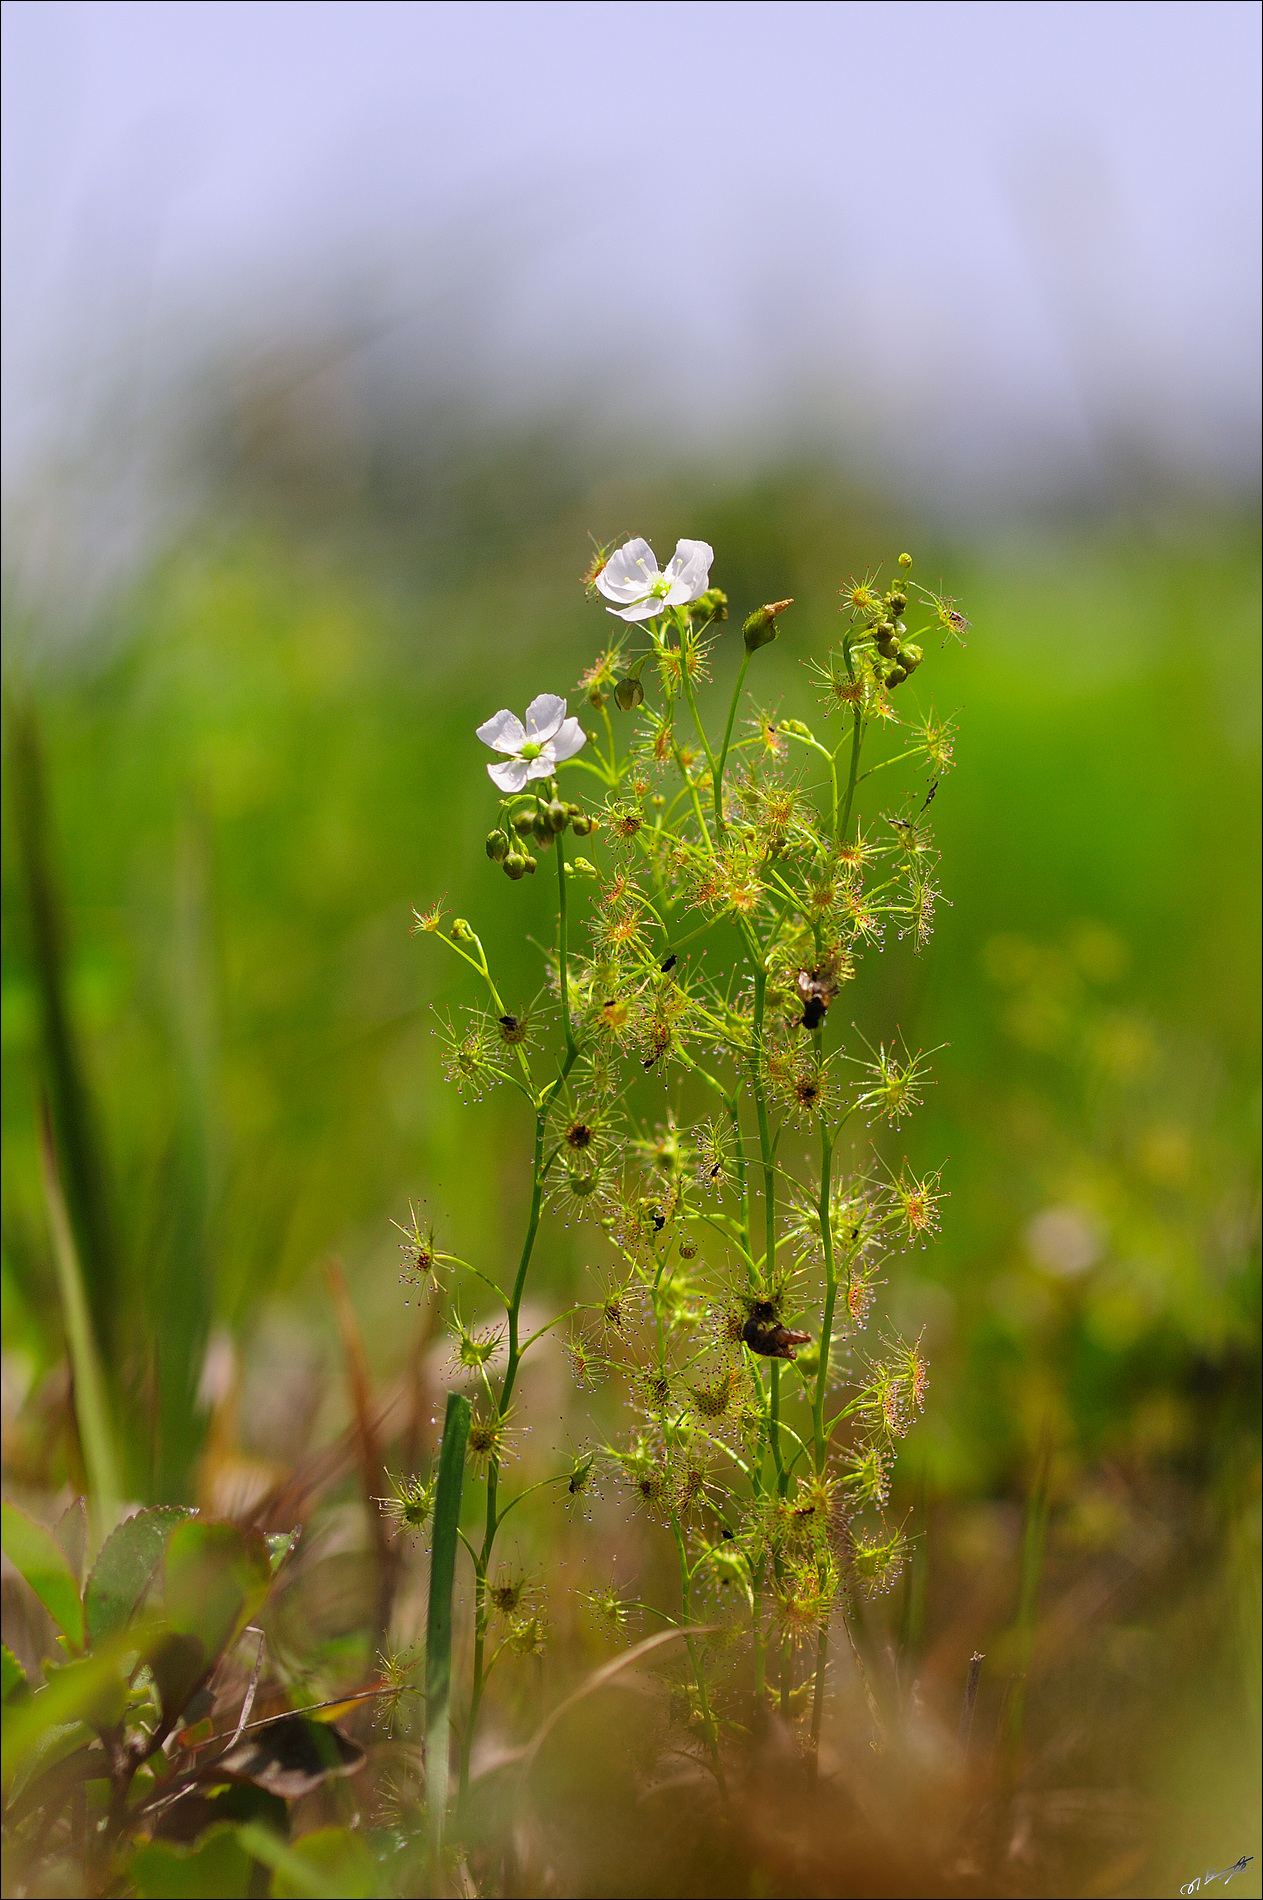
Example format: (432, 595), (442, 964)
(2, 445), (1259, 1890)
(4, 461), (1257, 1486)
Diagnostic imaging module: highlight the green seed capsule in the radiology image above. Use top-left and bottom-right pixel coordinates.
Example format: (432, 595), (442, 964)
(547, 799), (569, 833)
(613, 677), (644, 711)
(486, 829), (509, 862)
(512, 810), (535, 837)
(571, 814), (594, 836)
(523, 854), (538, 875)
(504, 852), (527, 880)
(900, 642), (923, 673)
(742, 598), (788, 651)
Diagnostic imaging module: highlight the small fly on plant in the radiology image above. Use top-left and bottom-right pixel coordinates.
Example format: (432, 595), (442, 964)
(742, 1300), (812, 1361)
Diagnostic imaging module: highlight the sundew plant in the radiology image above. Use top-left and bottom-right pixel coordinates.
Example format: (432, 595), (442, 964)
(410, 536), (965, 1794)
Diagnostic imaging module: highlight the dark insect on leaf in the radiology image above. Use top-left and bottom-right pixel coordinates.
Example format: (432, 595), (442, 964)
(742, 1301), (812, 1361)
(217, 1714), (364, 1800)
(660, 954), (677, 972)
(796, 965), (837, 1030)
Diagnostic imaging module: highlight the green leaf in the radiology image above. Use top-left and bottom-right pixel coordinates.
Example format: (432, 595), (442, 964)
(54, 1498), (88, 1585)
(151, 1520), (272, 1723)
(85, 1505), (196, 1647)
(236, 1824), (380, 1899)
(128, 1823), (255, 1899)
(1, 1643), (28, 1705)
(0, 1622), (152, 1793)
(1, 1499), (85, 1648)
(262, 1826), (380, 1899)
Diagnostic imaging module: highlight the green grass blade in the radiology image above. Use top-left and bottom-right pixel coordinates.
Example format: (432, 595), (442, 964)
(425, 1389), (469, 1860)
(6, 697), (118, 1364)
(38, 1106), (122, 1547)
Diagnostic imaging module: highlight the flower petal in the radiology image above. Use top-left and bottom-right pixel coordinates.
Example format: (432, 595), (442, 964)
(595, 537), (658, 603)
(524, 756), (555, 782)
(606, 597), (666, 622)
(662, 538), (714, 603)
(476, 708), (527, 754)
(523, 692), (566, 742)
(487, 756), (530, 792)
(544, 716), (587, 763)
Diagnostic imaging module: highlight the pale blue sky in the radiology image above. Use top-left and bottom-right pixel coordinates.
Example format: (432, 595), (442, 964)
(3, 0), (1260, 505)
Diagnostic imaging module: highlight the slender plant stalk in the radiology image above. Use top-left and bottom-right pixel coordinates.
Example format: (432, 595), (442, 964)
(713, 648), (753, 833)
(839, 705), (863, 840)
(426, 1390), (470, 1863)
(37, 1104), (121, 1549)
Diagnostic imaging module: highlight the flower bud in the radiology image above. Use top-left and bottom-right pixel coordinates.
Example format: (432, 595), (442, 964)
(900, 642), (923, 673)
(779, 718), (814, 740)
(691, 586), (728, 623)
(486, 829), (509, 862)
(886, 661), (909, 686)
(523, 854), (538, 874)
(613, 676), (644, 711)
(874, 622), (899, 657)
(898, 551), (913, 569)
(451, 918), (475, 942)
(504, 851), (527, 880)
(512, 810), (536, 838)
(546, 799), (569, 833)
(743, 598), (794, 652)
(531, 813), (554, 849)
(571, 814), (595, 836)
(888, 591), (907, 615)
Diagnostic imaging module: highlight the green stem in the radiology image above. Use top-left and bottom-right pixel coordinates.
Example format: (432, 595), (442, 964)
(557, 831), (575, 1057)
(679, 641), (718, 778)
(811, 1123), (837, 1470)
(426, 1391), (470, 1855)
(839, 707), (863, 841)
(673, 1515), (727, 1799)
(750, 964), (785, 1494)
(809, 1626), (829, 1759)
(714, 648), (753, 835)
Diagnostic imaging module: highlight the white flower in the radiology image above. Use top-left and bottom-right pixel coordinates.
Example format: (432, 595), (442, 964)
(595, 536), (714, 622)
(476, 693), (587, 792)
